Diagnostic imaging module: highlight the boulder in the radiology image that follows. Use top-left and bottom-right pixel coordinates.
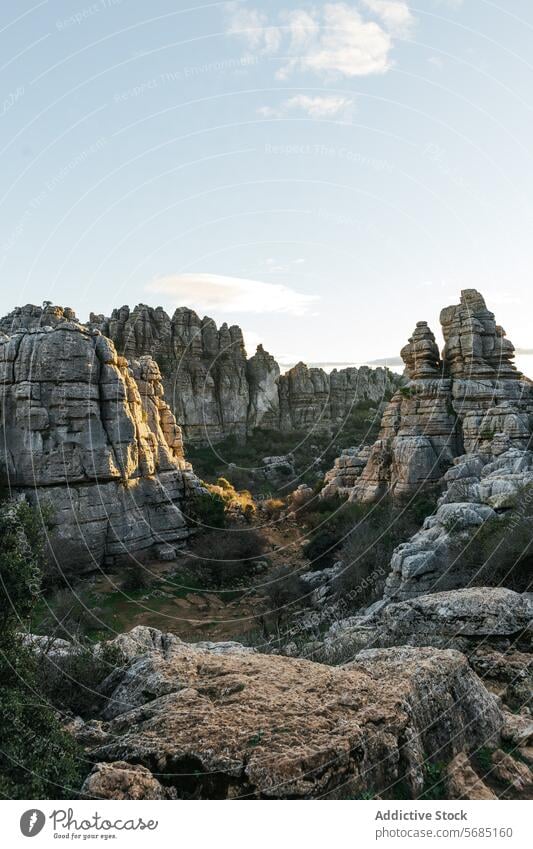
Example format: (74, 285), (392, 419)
(82, 633), (501, 799)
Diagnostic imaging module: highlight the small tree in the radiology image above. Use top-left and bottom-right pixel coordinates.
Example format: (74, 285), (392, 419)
(0, 500), (83, 799)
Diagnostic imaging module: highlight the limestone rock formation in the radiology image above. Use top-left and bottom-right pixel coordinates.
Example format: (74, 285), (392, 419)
(91, 304), (251, 444)
(322, 588), (532, 659)
(71, 628), (501, 799)
(321, 446), (371, 500)
(323, 290), (533, 504)
(0, 303), (78, 333)
(278, 361), (397, 435)
(246, 344), (280, 430)
(2, 302), (402, 444)
(0, 321), (201, 573)
(383, 443), (533, 600)
(446, 753), (496, 800)
(82, 761), (171, 800)
(89, 304), (400, 442)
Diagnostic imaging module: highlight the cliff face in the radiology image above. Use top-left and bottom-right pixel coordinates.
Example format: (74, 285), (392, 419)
(322, 290), (533, 504)
(0, 316), (201, 574)
(278, 361), (398, 434)
(87, 304), (401, 443)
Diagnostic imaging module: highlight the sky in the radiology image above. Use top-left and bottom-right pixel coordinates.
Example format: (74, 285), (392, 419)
(1, 0), (532, 373)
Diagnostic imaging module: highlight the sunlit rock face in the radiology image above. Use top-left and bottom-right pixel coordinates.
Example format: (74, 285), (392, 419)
(89, 304), (401, 443)
(71, 627), (502, 800)
(91, 304), (251, 444)
(0, 319), (201, 573)
(323, 290), (533, 504)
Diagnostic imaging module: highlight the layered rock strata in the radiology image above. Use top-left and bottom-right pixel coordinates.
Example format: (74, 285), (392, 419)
(0, 320), (201, 573)
(322, 291), (532, 503)
(323, 588), (532, 660)
(88, 304), (400, 442)
(68, 626), (501, 800)
(2, 303), (401, 444)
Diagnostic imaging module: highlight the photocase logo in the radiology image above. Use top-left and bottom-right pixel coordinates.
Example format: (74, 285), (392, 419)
(20, 810), (46, 837)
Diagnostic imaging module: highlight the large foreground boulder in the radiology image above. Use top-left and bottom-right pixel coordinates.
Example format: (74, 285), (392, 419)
(74, 630), (502, 799)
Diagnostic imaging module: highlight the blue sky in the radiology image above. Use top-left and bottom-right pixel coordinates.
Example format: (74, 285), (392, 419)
(1, 0), (532, 370)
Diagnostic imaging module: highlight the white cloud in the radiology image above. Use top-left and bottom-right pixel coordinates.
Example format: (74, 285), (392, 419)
(361, 0), (414, 37)
(225, 7), (282, 54)
(226, 2), (414, 79)
(258, 93), (355, 119)
(146, 273), (320, 316)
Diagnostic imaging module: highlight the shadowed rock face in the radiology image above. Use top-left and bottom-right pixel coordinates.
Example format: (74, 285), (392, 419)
(322, 290), (533, 504)
(88, 304), (401, 443)
(0, 319), (202, 573)
(70, 627), (501, 800)
(1, 304), (401, 444)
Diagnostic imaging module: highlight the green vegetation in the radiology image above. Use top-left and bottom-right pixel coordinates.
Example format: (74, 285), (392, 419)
(420, 762), (447, 800)
(182, 527), (267, 590)
(186, 402), (386, 494)
(300, 493), (438, 611)
(447, 493), (533, 593)
(0, 500), (84, 798)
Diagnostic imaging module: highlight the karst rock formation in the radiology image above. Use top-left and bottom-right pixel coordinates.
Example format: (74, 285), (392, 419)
(0, 308), (202, 573)
(322, 289), (532, 504)
(87, 303), (400, 442)
(321, 289), (533, 602)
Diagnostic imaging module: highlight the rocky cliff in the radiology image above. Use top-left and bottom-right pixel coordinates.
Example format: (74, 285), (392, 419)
(0, 316), (202, 573)
(322, 290), (533, 503)
(88, 304), (400, 443)
(316, 289), (533, 604)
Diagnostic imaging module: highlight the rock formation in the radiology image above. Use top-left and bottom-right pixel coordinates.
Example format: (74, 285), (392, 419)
(278, 361), (397, 434)
(323, 587), (532, 658)
(88, 304), (400, 442)
(1, 303), (402, 444)
(0, 318), (202, 573)
(322, 290), (533, 503)
(67, 626), (501, 800)
(90, 304), (251, 444)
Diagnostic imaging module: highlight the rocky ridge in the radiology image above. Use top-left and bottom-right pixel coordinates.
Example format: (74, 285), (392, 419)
(0, 316), (203, 573)
(90, 304), (400, 442)
(1, 303), (401, 444)
(322, 290), (532, 504)
(58, 626), (503, 800)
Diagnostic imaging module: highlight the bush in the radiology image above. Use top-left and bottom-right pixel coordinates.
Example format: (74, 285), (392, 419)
(37, 640), (123, 718)
(191, 490), (226, 529)
(447, 497), (533, 593)
(329, 494), (439, 610)
(121, 563), (154, 592)
(0, 500), (84, 798)
(37, 588), (103, 642)
(258, 565), (308, 639)
(186, 528), (267, 589)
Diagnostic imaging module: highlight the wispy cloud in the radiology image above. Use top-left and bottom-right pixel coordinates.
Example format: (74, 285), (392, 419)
(146, 273), (320, 316)
(226, 2), (414, 80)
(258, 93), (355, 119)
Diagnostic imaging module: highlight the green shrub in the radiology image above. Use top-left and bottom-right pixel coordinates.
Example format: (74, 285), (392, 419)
(191, 491), (226, 529)
(0, 500), (84, 798)
(330, 494), (439, 610)
(185, 528), (267, 589)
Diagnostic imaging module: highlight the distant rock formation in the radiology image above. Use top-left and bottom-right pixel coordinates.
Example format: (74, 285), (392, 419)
(0, 316), (202, 573)
(1, 303), (401, 443)
(322, 290), (533, 503)
(90, 305), (402, 442)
